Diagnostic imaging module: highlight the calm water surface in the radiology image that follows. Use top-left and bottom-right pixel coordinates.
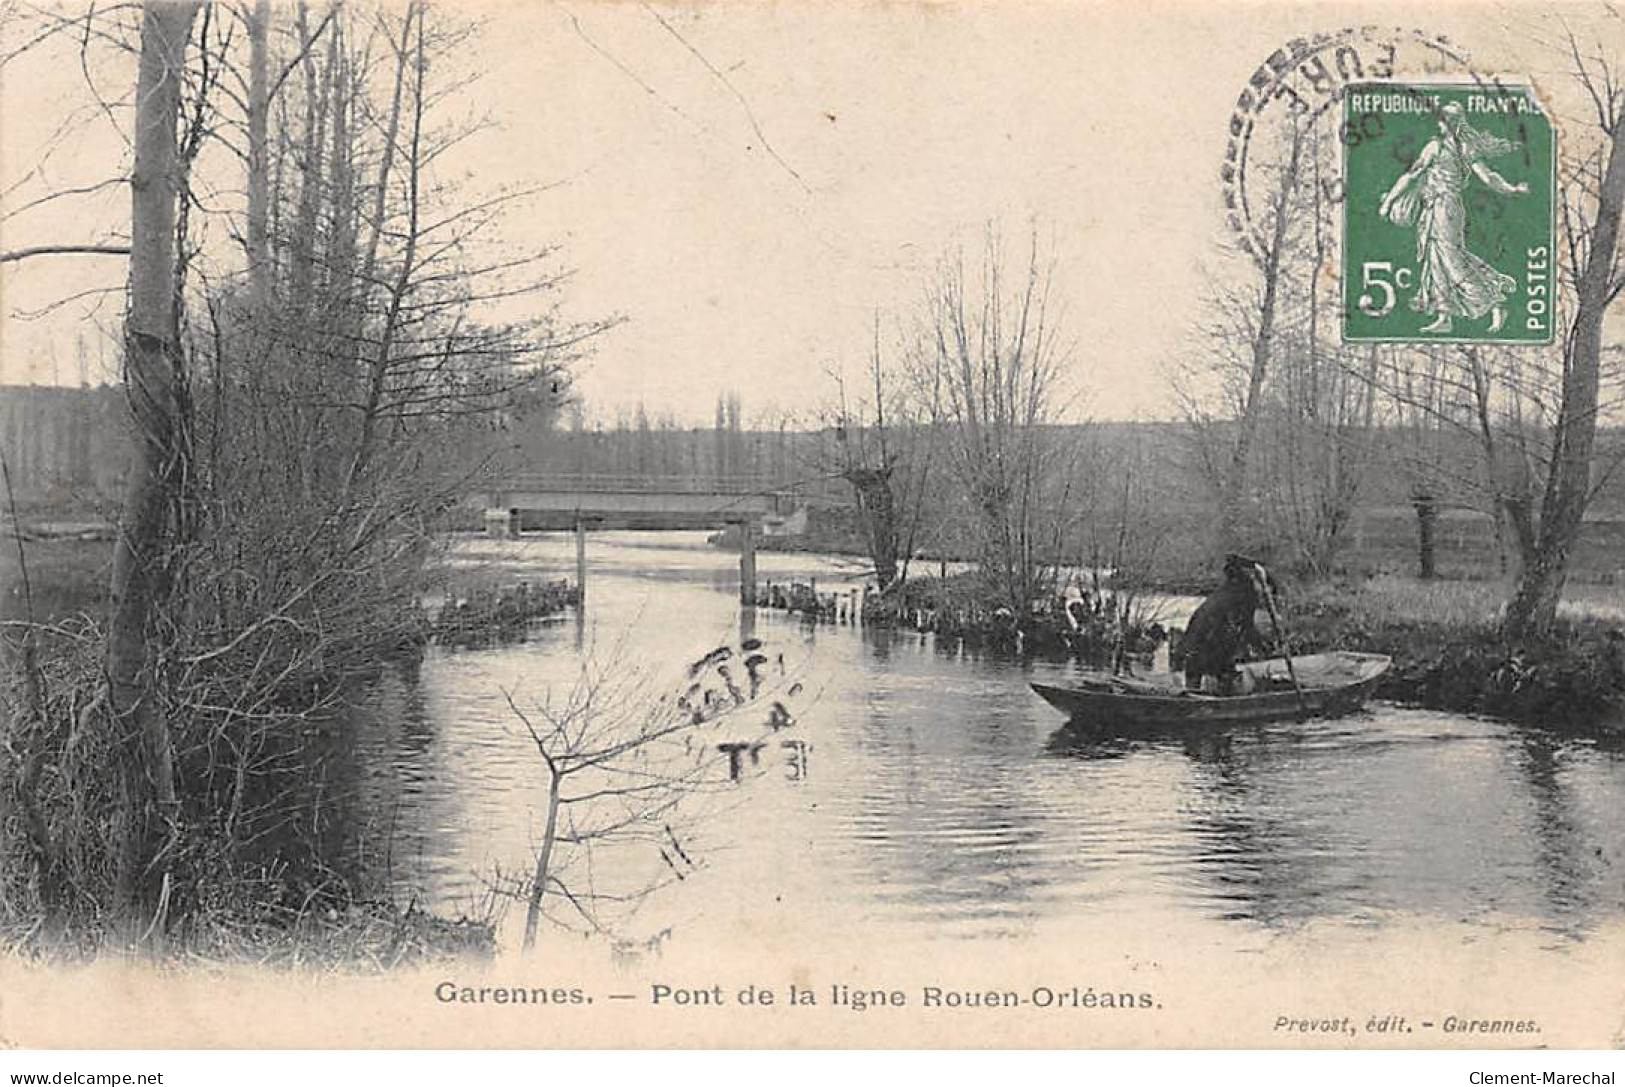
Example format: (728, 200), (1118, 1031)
(336, 532), (1625, 949)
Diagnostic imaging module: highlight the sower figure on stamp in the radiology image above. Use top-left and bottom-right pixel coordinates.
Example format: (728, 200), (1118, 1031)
(1378, 100), (1528, 335)
(1173, 554), (1272, 694)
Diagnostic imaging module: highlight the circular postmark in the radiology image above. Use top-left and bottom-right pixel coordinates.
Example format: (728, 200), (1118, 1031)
(1221, 27), (1478, 260)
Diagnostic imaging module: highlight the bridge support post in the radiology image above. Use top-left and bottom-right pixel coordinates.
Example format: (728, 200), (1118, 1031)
(484, 507), (519, 539)
(575, 518), (588, 604)
(739, 518), (757, 606)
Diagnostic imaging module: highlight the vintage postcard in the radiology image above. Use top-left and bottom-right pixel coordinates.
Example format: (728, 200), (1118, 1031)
(2, 0), (1624, 1052)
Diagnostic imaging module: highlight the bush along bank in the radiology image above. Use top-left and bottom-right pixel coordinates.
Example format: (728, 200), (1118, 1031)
(754, 571), (1167, 664)
(430, 577), (579, 647)
(0, 620), (499, 967)
(1285, 596), (1625, 732)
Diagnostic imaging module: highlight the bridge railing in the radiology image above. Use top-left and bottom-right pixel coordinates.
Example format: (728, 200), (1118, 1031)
(489, 472), (846, 498)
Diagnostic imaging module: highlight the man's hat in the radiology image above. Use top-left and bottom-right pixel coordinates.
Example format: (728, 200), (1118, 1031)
(1223, 553), (1278, 591)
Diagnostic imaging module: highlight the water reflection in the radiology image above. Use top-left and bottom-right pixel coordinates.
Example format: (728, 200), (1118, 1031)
(338, 531), (1625, 946)
(844, 650), (1054, 931)
(335, 662), (462, 905)
(1506, 730), (1625, 937)
(1044, 723), (1330, 927)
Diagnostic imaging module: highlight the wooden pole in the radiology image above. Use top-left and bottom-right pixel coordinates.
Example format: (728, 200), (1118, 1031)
(575, 517), (587, 605)
(1253, 563), (1306, 719)
(739, 518), (757, 606)
(1413, 492), (1438, 580)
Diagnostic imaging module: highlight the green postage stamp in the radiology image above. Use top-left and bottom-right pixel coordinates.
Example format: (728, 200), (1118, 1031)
(1342, 82), (1555, 344)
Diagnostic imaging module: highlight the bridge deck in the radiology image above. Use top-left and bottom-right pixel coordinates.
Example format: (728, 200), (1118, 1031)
(495, 473), (806, 496)
(485, 477), (793, 531)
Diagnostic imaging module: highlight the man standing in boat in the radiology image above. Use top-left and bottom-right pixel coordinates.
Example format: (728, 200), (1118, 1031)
(1175, 554), (1272, 695)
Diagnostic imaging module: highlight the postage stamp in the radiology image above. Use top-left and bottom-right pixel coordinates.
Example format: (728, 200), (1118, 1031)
(1341, 81), (1556, 343)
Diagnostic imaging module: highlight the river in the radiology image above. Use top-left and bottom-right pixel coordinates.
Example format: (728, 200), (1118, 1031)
(334, 531), (1625, 955)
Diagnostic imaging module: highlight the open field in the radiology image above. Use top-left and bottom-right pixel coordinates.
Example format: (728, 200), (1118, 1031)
(1323, 572), (1625, 629)
(1339, 506), (1625, 584)
(0, 533), (111, 624)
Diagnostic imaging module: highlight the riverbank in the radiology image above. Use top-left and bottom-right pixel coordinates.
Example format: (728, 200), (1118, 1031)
(756, 561), (1625, 732)
(756, 569), (1167, 662)
(2, 525), (580, 639)
(0, 899), (495, 971)
(0, 524), (535, 970)
(1284, 576), (1625, 732)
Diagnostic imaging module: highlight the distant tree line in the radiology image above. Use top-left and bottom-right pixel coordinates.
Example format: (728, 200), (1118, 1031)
(0, 385), (127, 507)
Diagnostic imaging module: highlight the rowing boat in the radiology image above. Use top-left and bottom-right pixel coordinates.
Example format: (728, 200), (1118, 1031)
(1030, 651), (1392, 730)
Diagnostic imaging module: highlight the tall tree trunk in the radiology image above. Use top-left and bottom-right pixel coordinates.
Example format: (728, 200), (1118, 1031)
(348, 4), (423, 489)
(1223, 121), (1303, 548)
(246, 0), (270, 308)
(1503, 119), (1625, 638)
(360, 6), (413, 296)
(224, 0), (270, 508)
(845, 467), (899, 589)
(326, 33), (355, 303)
(288, 0), (329, 313)
(108, 0), (200, 928)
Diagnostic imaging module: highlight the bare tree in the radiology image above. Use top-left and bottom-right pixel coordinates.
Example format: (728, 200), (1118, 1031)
(1350, 341), (1550, 579)
(1222, 117), (1306, 548)
(501, 636), (809, 950)
(1503, 32), (1625, 637)
(0, 0), (615, 947)
(1339, 29), (1625, 622)
(1176, 114), (1382, 575)
(105, 0), (201, 927)
(814, 314), (939, 592)
(911, 226), (1075, 613)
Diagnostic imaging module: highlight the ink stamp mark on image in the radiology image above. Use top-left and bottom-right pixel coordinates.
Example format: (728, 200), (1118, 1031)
(1221, 27), (1477, 261)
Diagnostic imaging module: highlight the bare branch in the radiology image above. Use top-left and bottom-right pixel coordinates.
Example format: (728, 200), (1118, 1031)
(0, 243), (130, 264)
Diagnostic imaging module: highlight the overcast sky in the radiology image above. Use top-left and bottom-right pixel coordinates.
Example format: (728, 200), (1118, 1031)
(0, 0), (1589, 424)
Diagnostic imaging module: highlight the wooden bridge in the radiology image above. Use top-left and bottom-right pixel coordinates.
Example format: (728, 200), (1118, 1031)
(481, 473), (801, 532)
(479, 473), (819, 605)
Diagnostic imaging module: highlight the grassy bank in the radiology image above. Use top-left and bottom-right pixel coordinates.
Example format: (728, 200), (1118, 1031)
(1284, 575), (1625, 732)
(1, 534), (111, 624)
